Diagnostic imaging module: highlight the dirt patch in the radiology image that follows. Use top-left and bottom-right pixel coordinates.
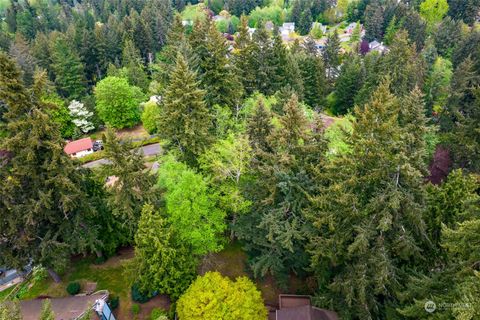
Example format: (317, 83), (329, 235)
(92, 247), (134, 270)
(116, 125), (149, 140)
(115, 295), (170, 320)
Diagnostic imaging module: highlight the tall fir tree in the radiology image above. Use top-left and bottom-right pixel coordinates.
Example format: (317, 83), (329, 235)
(307, 80), (429, 318)
(101, 129), (158, 240)
(0, 53), (97, 279)
(237, 94), (326, 286)
(157, 54), (213, 167)
(50, 35), (86, 99)
(233, 15), (256, 95)
(322, 30), (341, 89)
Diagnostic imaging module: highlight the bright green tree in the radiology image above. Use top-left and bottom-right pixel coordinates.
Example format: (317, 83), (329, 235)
(132, 204), (197, 299)
(94, 76), (144, 129)
(141, 101), (161, 134)
(200, 133), (253, 239)
(158, 155), (226, 255)
(424, 56), (453, 116)
(420, 0), (449, 31)
(177, 272), (267, 320)
(157, 54), (213, 167)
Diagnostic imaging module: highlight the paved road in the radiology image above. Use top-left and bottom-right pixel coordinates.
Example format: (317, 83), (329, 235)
(81, 143), (161, 168)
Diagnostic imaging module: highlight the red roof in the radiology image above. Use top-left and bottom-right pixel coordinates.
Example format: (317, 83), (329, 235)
(64, 138), (93, 155)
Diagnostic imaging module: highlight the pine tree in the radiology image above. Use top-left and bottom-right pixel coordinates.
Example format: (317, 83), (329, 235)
(251, 23), (276, 95)
(50, 35), (86, 99)
(443, 58), (480, 172)
(323, 30), (341, 88)
(0, 53), (97, 279)
(238, 94), (326, 286)
(101, 129), (158, 239)
(247, 99), (273, 153)
(233, 15), (256, 95)
(364, 2), (384, 41)
(381, 31), (425, 97)
(198, 21), (243, 109)
(333, 54), (363, 115)
(270, 26), (290, 93)
(132, 204), (197, 299)
(121, 38), (149, 91)
(307, 80), (428, 318)
(298, 41), (326, 108)
(158, 54), (213, 167)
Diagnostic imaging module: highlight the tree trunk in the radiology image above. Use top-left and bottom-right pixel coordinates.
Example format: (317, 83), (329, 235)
(47, 268), (61, 283)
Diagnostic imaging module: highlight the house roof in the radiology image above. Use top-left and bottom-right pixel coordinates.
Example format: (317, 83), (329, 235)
(64, 138), (93, 155)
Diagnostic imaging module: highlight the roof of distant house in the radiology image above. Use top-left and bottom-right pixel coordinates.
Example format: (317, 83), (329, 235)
(64, 138), (93, 155)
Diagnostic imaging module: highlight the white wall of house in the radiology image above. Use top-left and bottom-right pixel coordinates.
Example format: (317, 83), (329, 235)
(71, 148), (93, 158)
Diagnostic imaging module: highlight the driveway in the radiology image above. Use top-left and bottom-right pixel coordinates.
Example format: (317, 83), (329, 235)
(81, 143), (161, 168)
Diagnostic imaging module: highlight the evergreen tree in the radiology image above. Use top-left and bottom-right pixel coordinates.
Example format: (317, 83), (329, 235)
(121, 38), (149, 91)
(50, 36), (86, 99)
(132, 204), (197, 299)
(447, 0), (480, 25)
(333, 54), (363, 115)
(101, 129), (158, 239)
(0, 53), (97, 279)
(247, 99), (274, 153)
(323, 30), (341, 88)
(198, 22), (243, 109)
(270, 26), (290, 93)
(307, 80), (428, 318)
(237, 94), (326, 285)
(364, 2), (384, 41)
(251, 23), (276, 95)
(298, 40), (326, 108)
(233, 15), (256, 95)
(399, 169), (480, 319)
(381, 31), (426, 97)
(443, 58), (480, 172)
(158, 54), (213, 167)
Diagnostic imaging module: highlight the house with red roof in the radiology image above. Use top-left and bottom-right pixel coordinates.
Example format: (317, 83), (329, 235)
(64, 138), (94, 158)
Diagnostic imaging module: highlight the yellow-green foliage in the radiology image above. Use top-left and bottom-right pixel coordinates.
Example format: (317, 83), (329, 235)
(176, 271), (267, 320)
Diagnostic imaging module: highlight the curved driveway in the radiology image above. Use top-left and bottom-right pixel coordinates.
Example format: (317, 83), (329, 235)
(81, 143), (161, 168)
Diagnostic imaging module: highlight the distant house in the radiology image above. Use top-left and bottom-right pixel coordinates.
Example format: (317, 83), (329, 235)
(369, 40), (389, 54)
(345, 22), (357, 34)
(280, 22), (295, 35)
(182, 20), (193, 27)
(213, 15), (226, 22)
(273, 295), (339, 320)
(312, 22), (327, 34)
(64, 138), (94, 158)
(248, 27), (256, 37)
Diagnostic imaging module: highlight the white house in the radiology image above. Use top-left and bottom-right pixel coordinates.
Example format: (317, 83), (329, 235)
(369, 40), (389, 54)
(64, 137), (94, 158)
(280, 22), (295, 36)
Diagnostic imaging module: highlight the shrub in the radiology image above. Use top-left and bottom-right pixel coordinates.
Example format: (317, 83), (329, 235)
(66, 282), (81, 295)
(131, 283), (151, 303)
(109, 295), (119, 310)
(131, 304), (140, 315)
(150, 307), (168, 320)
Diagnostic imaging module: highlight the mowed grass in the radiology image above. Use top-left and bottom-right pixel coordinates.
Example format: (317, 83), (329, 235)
(19, 250), (134, 318)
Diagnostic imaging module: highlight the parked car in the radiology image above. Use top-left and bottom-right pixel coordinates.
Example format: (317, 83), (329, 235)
(93, 140), (104, 151)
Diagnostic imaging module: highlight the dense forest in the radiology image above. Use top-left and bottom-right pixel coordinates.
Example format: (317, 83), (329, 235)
(0, 0), (480, 319)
